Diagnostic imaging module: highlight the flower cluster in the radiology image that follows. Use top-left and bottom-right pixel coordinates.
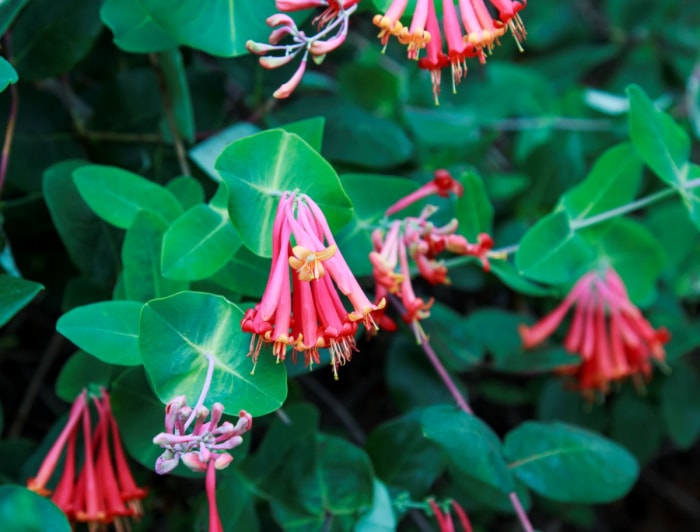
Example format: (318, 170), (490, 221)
(27, 388), (147, 530)
(519, 267), (670, 396)
(373, 0), (527, 103)
(241, 192), (384, 378)
(153, 397), (252, 532)
(246, 1), (359, 98)
(371, 170), (494, 339)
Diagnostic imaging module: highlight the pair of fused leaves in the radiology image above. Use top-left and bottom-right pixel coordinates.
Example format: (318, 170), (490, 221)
(419, 405), (639, 505)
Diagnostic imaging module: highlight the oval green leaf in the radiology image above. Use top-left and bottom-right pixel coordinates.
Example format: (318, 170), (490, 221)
(0, 274), (43, 328)
(73, 165), (183, 229)
(505, 421), (639, 503)
(56, 301), (143, 365)
(0, 485), (71, 532)
(101, 0), (178, 53)
(139, 291), (287, 416)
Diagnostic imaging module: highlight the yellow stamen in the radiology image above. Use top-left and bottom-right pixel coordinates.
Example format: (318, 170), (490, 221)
(288, 244), (337, 281)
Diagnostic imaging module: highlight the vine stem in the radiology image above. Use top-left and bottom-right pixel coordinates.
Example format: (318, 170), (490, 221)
(0, 35), (18, 198)
(184, 351), (216, 431)
(389, 297), (535, 532)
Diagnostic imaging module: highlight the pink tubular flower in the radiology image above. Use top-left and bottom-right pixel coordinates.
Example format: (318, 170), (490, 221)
(428, 498), (473, 532)
(241, 192), (385, 378)
(519, 267), (670, 396)
(27, 388), (147, 529)
(371, 172), (494, 339)
(246, 1), (358, 99)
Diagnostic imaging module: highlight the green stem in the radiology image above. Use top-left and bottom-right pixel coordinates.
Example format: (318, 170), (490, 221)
(569, 188), (675, 230)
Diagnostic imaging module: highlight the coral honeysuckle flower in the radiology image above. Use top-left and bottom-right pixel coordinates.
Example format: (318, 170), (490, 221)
(27, 388), (147, 529)
(374, 0), (526, 102)
(428, 498), (474, 532)
(519, 267), (670, 397)
(246, 1), (359, 99)
(371, 170), (494, 339)
(241, 192), (384, 378)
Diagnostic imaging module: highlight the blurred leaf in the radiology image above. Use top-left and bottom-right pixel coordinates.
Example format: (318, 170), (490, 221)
(122, 211), (188, 301)
(355, 479), (396, 532)
(660, 366), (700, 449)
(488, 260), (556, 297)
(610, 393), (663, 463)
(562, 143), (643, 220)
(537, 379), (609, 433)
(57, 301), (142, 365)
(101, 0), (178, 53)
(214, 470), (261, 532)
(422, 405), (515, 493)
(73, 165), (183, 229)
(55, 350), (114, 402)
(43, 160), (122, 285)
(516, 210), (594, 285)
(455, 172), (493, 241)
(627, 84), (690, 188)
(0, 0), (30, 37)
(366, 413), (444, 498)
(140, 291), (287, 416)
(162, 183), (241, 281)
(216, 129), (352, 257)
(0, 485), (70, 532)
(208, 246), (269, 298)
(157, 49), (195, 145)
(166, 175), (205, 210)
(0, 274), (43, 327)
(12, 0), (101, 80)
(0, 57), (18, 93)
(189, 122), (260, 182)
(505, 421), (639, 503)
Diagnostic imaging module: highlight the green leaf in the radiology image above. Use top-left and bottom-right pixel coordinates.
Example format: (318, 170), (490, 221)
(660, 366), (700, 449)
(12, 0), (101, 80)
(0, 274), (43, 327)
(157, 49), (195, 144)
(189, 122), (260, 182)
(505, 421), (639, 503)
(455, 171), (494, 240)
(208, 246), (270, 298)
(211, 471), (260, 532)
(610, 393), (662, 463)
(0, 485), (71, 532)
(43, 160), (122, 285)
(57, 301), (143, 366)
(139, 291), (287, 416)
(335, 174), (418, 276)
(73, 165), (183, 229)
(0, 0), (30, 37)
(216, 130), (352, 257)
(680, 163), (700, 231)
(355, 479), (397, 532)
(122, 211), (188, 301)
(562, 143), (643, 220)
(100, 0), (178, 53)
(516, 210), (595, 285)
(489, 260), (556, 297)
(0, 57), (18, 93)
(166, 176), (205, 210)
(366, 413), (444, 498)
(140, 0), (281, 57)
(161, 183), (241, 281)
(280, 117), (325, 152)
(55, 350), (114, 402)
(422, 405), (515, 493)
(627, 84), (691, 187)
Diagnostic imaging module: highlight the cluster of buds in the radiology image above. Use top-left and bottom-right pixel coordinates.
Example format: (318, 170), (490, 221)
(27, 388), (147, 530)
(246, 1), (359, 98)
(241, 192), (384, 378)
(153, 397), (252, 532)
(428, 498), (473, 532)
(373, 0), (527, 103)
(520, 267), (670, 396)
(371, 170), (494, 339)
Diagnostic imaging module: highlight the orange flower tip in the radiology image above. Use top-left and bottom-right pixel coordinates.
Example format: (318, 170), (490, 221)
(517, 324), (538, 349)
(26, 480), (51, 497)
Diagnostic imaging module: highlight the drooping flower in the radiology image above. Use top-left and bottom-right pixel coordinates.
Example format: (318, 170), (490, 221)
(371, 169), (494, 339)
(153, 397), (252, 532)
(27, 388), (147, 529)
(241, 192), (385, 378)
(246, 1), (359, 98)
(374, 0), (527, 101)
(428, 498), (474, 532)
(519, 267), (670, 396)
